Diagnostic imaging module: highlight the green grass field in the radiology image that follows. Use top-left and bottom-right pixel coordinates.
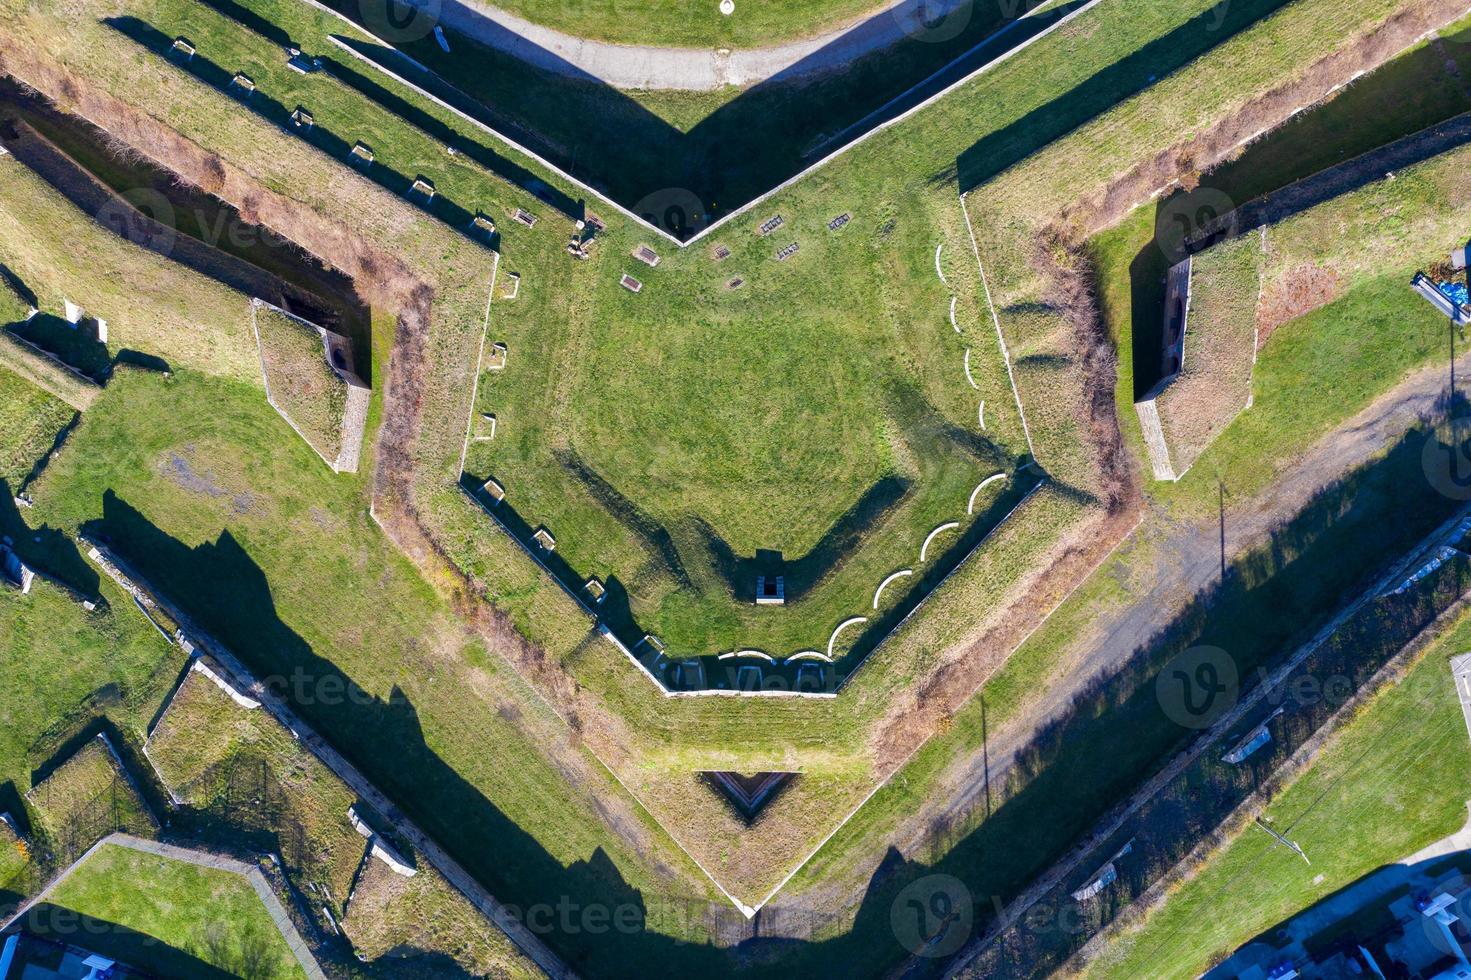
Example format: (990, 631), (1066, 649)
(251, 303), (347, 464)
(0, 0), (1464, 974)
(1080, 608), (1471, 978)
(43, 842), (307, 980)
(0, 364), (73, 489)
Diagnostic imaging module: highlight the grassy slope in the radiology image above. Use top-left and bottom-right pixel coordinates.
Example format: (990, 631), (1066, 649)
(253, 305), (346, 463)
(22, 367), (718, 943)
(1095, 135), (1471, 519)
(0, 0), (1459, 965)
(0, 363), (73, 488)
(1081, 608), (1471, 979)
(1157, 232), (1262, 476)
(144, 666), (366, 905)
(0, 153), (258, 382)
(46, 842), (307, 980)
(341, 850), (541, 980)
(25, 738), (154, 847)
(790, 0), (1471, 911)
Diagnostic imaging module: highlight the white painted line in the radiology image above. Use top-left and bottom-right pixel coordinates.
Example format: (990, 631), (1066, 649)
(967, 473), (1007, 514)
(962, 191), (1037, 460)
(978, 399), (986, 430)
(827, 616), (869, 660)
(950, 294), (961, 333)
(920, 521), (960, 563)
(964, 348), (979, 389)
(458, 252), (500, 478)
(873, 568), (914, 609)
(934, 242), (947, 285)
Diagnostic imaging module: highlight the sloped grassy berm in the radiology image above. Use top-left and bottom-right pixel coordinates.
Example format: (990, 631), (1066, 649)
(25, 736), (155, 856)
(252, 303), (347, 466)
(144, 662), (365, 906)
(144, 659), (541, 978)
(0, 364), (73, 488)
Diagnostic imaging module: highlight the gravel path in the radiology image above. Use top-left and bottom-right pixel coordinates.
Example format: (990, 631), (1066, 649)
(394, 0), (1018, 90)
(774, 346), (1471, 936)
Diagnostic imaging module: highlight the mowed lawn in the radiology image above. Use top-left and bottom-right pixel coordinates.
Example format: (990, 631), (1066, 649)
(1081, 609), (1471, 979)
(21, 368), (720, 957)
(0, 364), (72, 489)
(468, 188), (1027, 660)
(43, 842), (307, 979)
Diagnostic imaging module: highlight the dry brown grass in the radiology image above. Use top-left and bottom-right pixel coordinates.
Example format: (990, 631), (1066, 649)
(1060, 0), (1471, 237)
(1257, 261), (1344, 348)
(341, 850), (541, 980)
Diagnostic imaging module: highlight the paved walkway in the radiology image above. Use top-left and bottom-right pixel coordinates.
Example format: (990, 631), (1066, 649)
(3, 832), (328, 980)
(396, 0), (995, 89)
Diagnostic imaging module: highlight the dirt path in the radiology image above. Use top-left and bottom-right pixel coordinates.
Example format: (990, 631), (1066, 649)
(773, 344), (1468, 932)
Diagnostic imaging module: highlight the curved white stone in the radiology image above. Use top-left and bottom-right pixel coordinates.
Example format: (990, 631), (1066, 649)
(949, 295), (961, 334)
(920, 521), (960, 563)
(978, 399), (986, 430)
(963, 349), (979, 390)
(934, 242), (947, 286)
(718, 649), (775, 661)
(872, 568), (914, 609)
(967, 473), (1007, 514)
(787, 650), (832, 663)
(827, 616), (868, 660)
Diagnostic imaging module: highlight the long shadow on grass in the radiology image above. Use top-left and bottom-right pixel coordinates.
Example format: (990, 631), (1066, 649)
(860, 421), (1471, 978)
(78, 491), (738, 976)
(956, 0), (1292, 195)
(0, 480), (99, 598)
(292, 0), (1087, 228)
(18, 908), (242, 979)
(65, 417), (1467, 977)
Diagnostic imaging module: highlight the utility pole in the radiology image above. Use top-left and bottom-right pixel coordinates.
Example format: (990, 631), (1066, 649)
(1218, 480), (1227, 581)
(1254, 817), (1309, 864)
